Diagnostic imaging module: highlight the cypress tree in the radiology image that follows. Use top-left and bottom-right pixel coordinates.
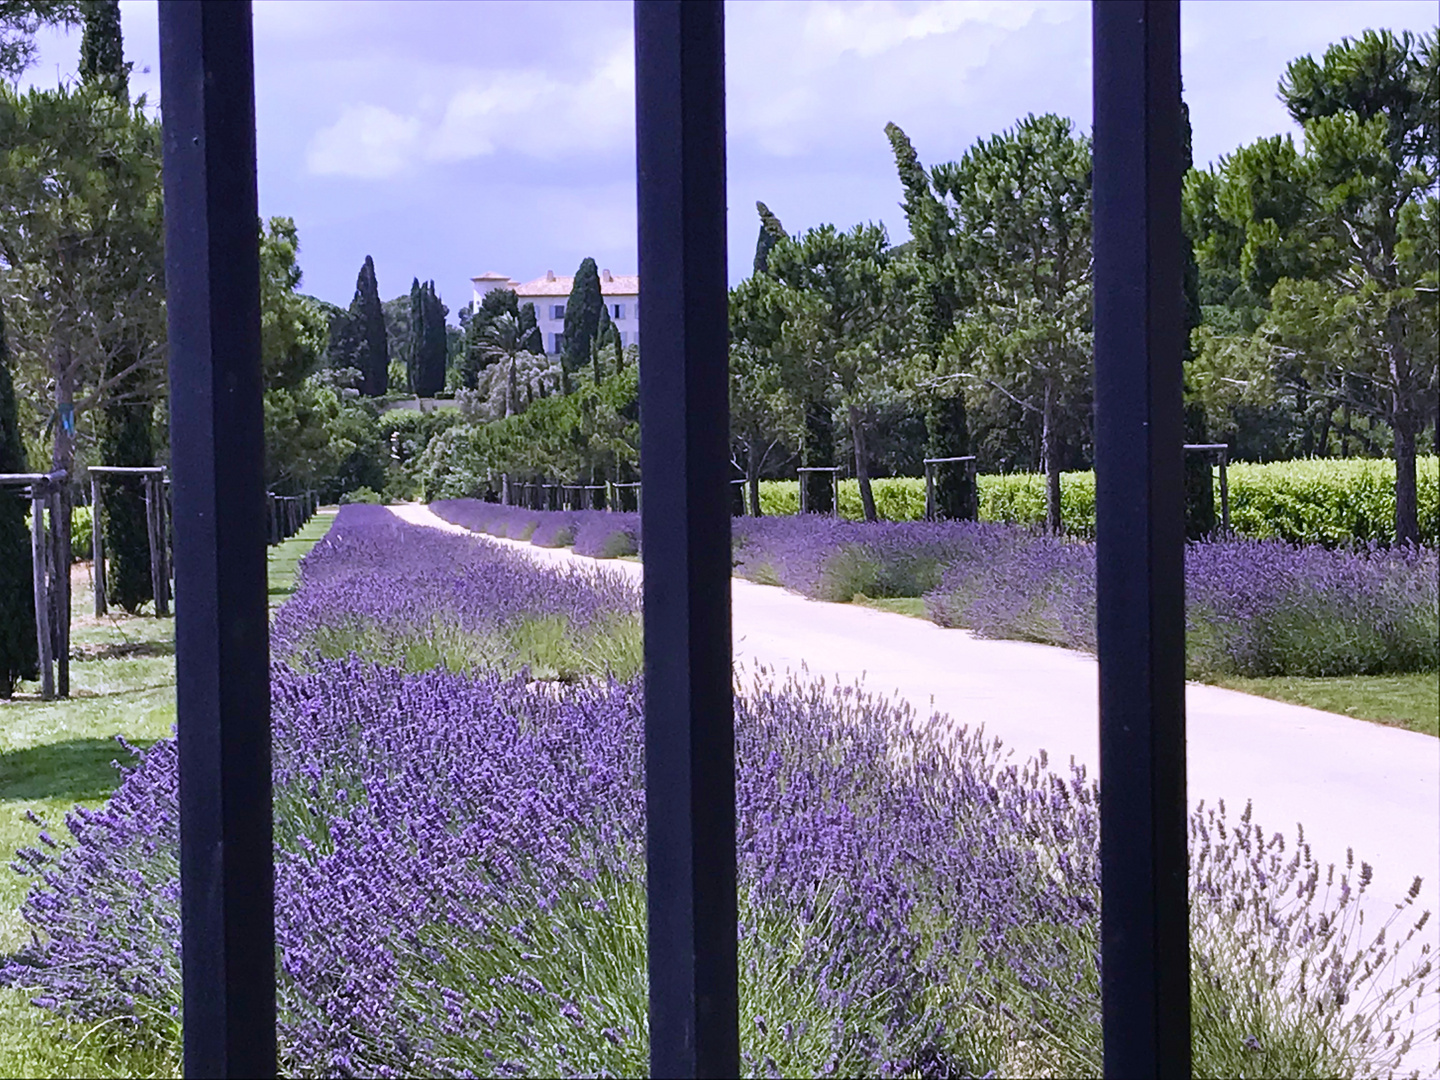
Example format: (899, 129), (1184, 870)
(753, 201), (786, 275)
(407, 278), (423, 394)
(82, 0), (154, 610)
(409, 281), (447, 398)
(79, 0), (127, 98)
(352, 256), (389, 396)
(1179, 89), (1216, 537)
(517, 303), (543, 355)
(0, 296), (38, 697)
(593, 302), (620, 383)
(562, 258), (603, 392)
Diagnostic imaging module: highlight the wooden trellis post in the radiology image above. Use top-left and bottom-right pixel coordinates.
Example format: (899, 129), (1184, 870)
(91, 473), (107, 616)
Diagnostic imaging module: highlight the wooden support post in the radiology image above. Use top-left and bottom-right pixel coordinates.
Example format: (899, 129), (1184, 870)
(145, 476), (165, 616)
(92, 475), (107, 616)
(157, 478), (172, 616)
(31, 489), (53, 700)
(1218, 449), (1230, 536)
(50, 488), (69, 698)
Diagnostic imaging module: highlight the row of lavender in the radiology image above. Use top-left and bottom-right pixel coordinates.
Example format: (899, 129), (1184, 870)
(430, 501), (1438, 678)
(429, 499), (641, 560)
(734, 517), (1438, 678)
(4, 506), (1434, 1077)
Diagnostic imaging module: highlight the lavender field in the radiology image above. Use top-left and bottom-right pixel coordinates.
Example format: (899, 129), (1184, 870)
(431, 500), (1439, 681)
(2, 505), (1435, 1078)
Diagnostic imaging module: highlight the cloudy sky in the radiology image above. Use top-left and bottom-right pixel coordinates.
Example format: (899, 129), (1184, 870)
(19, 0), (1439, 314)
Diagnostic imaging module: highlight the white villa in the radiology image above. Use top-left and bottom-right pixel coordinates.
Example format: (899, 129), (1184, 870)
(471, 269), (640, 355)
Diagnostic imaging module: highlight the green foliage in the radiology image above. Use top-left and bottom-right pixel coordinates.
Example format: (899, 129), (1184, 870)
(0, 1), (81, 80)
(1226, 456), (1440, 546)
(0, 294), (36, 696)
(755, 457), (1440, 544)
(1188, 28), (1439, 543)
(752, 199), (785, 275)
(0, 76), (166, 492)
(936, 113), (1093, 534)
(338, 486), (382, 505)
(78, 0), (125, 97)
(561, 257), (603, 390)
(335, 255), (388, 397)
(263, 380), (387, 502)
(405, 279), (447, 398)
(419, 366), (639, 501)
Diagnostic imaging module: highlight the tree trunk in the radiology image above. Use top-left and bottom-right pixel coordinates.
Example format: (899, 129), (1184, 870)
(1042, 376), (1062, 534)
(849, 405), (878, 523)
(745, 434), (762, 517)
(1387, 313), (1419, 546)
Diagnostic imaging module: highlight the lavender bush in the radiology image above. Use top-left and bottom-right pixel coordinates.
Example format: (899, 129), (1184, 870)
(925, 535), (1437, 678)
(272, 505), (642, 681)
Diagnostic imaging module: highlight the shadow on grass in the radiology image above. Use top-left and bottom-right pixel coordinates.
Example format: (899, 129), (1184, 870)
(0, 738), (155, 804)
(70, 639), (175, 662)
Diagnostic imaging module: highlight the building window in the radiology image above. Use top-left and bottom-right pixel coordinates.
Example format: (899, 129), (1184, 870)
(550, 304), (566, 320)
(611, 303), (625, 320)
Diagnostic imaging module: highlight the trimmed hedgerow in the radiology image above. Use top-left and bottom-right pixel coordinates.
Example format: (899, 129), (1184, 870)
(755, 457), (1440, 546)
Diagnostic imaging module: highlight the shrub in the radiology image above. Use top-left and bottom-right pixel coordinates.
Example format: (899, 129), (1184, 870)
(756, 457), (1440, 546)
(339, 486), (383, 504)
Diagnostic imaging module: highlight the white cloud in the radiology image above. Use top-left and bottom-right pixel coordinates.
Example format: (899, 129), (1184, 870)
(306, 104), (422, 179)
(430, 42), (634, 162)
(303, 38), (635, 178)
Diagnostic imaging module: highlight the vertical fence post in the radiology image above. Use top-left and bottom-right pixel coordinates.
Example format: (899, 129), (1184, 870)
(635, 2), (738, 1076)
(159, 2), (275, 1075)
(30, 486), (53, 700)
(91, 475), (106, 616)
(1092, 2), (1190, 1077)
(1217, 448), (1230, 536)
(50, 485), (68, 698)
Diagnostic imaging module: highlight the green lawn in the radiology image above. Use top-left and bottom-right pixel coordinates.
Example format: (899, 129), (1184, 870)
(0, 509), (334, 1078)
(1211, 673), (1438, 738)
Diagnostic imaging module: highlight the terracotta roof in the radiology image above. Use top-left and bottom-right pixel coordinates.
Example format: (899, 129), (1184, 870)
(505, 271), (641, 297)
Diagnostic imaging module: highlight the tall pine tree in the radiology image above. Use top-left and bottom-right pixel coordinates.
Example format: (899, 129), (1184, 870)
(352, 255), (389, 396)
(82, 0), (153, 611)
(0, 296), (38, 696)
(886, 121), (976, 520)
(562, 258), (603, 392)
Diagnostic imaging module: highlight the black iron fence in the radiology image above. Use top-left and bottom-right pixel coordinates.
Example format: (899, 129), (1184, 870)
(159, 2), (1193, 1076)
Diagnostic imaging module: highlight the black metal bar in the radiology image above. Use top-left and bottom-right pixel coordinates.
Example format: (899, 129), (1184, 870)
(635, 3), (738, 1076)
(1092, 3), (1190, 1077)
(159, 3), (276, 1076)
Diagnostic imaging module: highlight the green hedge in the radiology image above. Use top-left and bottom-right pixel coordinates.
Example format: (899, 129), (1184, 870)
(755, 456), (1439, 545)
